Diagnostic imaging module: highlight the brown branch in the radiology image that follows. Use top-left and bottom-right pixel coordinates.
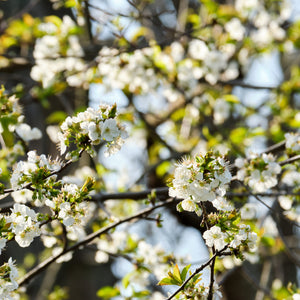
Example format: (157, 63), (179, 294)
(216, 79), (279, 90)
(264, 141), (286, 154)
(92, 186), (169, 202)
(18, 198), (175, 287)
(208, 249), (216, 300)
(83, 0), (94, 44)
(279, 154), (300, 166)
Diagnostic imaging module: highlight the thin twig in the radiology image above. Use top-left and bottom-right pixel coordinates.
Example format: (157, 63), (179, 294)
(92, 186), (169, 202)
(279, 154), (300, 166)
(208, 248), (216, 300)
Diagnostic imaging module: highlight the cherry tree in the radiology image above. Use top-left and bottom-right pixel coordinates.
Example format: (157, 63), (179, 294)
(0, 0), (300, 299)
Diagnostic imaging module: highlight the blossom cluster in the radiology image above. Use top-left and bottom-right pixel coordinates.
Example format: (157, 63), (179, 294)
(58, 104), (128, 158)
(235, 153), (281, 193)
(183, 282), (222, 300)
(96, 231), (175, 297)
(0, 87), (41, 145)
(10, 150), (61, 190)
(169, 152), (232, 213)
(203, 224), (257, 252)
(285, 132), (300, 154)
(5, 204), (41, 248)
(235, 0), (290, 48)
(96, 39), (239, 101)
(30, 16), (86, 88)
(0, 258), (19, 299)
(96, 231), (170, 280)
(45, 181), (95, 228)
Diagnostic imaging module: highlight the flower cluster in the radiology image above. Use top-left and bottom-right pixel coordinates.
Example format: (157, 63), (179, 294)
(96, 39), (239, 101)
(15, 123), (42, 142)
(30, 16), (86, 88)
(97, 46), (159, 94)
(45, 181), (95, 228)
(285, 132), (300, 154)
(96, 231), (170, 280)
(10, 150), (61, 190)
(235, 153), (281, 192)
(234, 0), (290, 48)
(0, 87), (41, 147)
(184, 282), (222, 300)
(58, 104), (128, 158)
(6, 204), (41, 247)
(203, 222), (257, 253)
(169, 152), (232, 213)
(0, 258), (19, 299)
(95, 231), (176, 298)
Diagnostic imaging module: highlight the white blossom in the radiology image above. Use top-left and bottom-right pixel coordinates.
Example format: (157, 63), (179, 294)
(285, 132), (300, 152)
(11, 189), (33, 204)
(170, 153), (232, 211)
(15, 123), (42, 142)
(213, 98), (230, 125)
(100, 119), (120, 142)
(225, 18), (245, 41)
(235, 153), (281, 192)
(7, 204), (41, 247)
(203, 225), (227, 251)
(278, 195), (293, 210)
(212, 197), (234, 212)
(188, 40), (209, 60)
(240, 203), (257, 219)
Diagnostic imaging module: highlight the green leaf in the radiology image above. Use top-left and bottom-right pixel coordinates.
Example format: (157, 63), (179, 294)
(132, 290), (150, 297)
(156, 161), (171, 177)
(108, 103), (117, 118)
(44, 15), (62, 27)
(97, 286), (120, 299)
(176, 202), (184, 212)
(122, 272), (132, 288)
(230, 127), (247, 144)
(180, 264), (191, 281)
(65, 0), (77, 8)
(173, 264), (181, 283)
(223, 94), (240, 103)
(261, 236), (275, 247)
(157, 277), (175, 286)
(46, 111), (68, 124)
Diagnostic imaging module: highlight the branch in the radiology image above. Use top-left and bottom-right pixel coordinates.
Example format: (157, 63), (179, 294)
(264, 140), (286, 154)
(18, 198), (175, 287)
(92, 186), (169, 202)
(216, 79), (279, 90)
(208, 249), (216, 300)
(279, 154), (300, 166)
(83, 0), (94, 44)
